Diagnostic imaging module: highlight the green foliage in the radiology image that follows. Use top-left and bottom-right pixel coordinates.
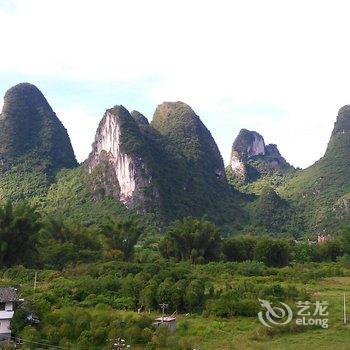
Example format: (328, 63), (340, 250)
(340, 225), (350, 255)
(149, 102), (246, 227)
(222, 236), (256, 261)
(29, 307), (154, 348)
(2, 256), (349, 349)
(206, 279), (303, 318)
(159, 217), (221, 263)
(280, 119), (350, 230)
(0, 83), (77, 174)
(0, 168), (50, 203)
(293, 242), (322, 263)
(38, 218), (102, 269)
(250, 187), (290, 232)
(100, 217), (143, 261)
(318, 240), (343, 262)
(253, 238), (290, 267)
(206, 289), (259, 317)
(226, 154), (296, 196)
(44, 167), (155, 229)
(0, 201), (41, 267)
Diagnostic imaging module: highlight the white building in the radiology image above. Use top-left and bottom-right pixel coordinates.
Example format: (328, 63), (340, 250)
(154, 316), (176, 333)
(0, 287), (19, 341)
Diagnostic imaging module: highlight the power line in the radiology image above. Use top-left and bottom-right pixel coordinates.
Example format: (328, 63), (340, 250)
(13, 336), (73, 350)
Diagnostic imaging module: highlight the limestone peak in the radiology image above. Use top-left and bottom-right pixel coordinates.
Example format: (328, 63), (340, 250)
(229, 129), (292, 179)
(0, 82), (77, 173)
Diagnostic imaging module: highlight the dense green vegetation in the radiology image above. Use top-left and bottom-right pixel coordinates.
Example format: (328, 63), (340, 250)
(279, 106), (350, 231)
(1, 200), (348, 272)
(0, 83), (76, 174)
(149, 101), (245, 226)
(5, 255), (350, 349)
(4, 82), (350, 349)
(4, 82), (350, 235)
(1, 200), (349, 348)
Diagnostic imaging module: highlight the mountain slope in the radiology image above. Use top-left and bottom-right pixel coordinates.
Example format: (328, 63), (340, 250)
(227, 129), (295, 194)
(83, 101), (245, 226)
(151, 102), (244, 225)
(151, 101), (226, 181)
(85, 105), (158, 211)
(281, 105), (350, 229)
(0, 83), (77, 201)
(0, 83), (77, 172)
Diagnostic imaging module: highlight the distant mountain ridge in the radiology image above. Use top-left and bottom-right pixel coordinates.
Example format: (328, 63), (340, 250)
(85, 101), (243, 224)
(2, 82), (350, 233)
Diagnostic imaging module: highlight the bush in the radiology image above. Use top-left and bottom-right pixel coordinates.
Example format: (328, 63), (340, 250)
(254, 238), (290, 267)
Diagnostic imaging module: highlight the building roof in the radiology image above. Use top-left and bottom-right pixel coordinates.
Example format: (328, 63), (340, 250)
(155, 316), (176, 322)
(0, 287), (18, 302)
(0, 311), (14, 320)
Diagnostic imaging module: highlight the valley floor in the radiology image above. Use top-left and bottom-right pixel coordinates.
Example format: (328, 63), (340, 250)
(4, 263), (350, 350)
(170, 277), (350, 350)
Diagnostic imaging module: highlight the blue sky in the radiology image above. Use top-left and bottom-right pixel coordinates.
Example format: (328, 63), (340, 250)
(1, 0), (350, 167)
(0, 73), (159, 162)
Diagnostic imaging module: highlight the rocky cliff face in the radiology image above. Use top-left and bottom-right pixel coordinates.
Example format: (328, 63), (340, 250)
(229, 129), (292, 180)
(230, 130), (265, 176)
(0, 83), (77, 173)
(231, 129), (266, 160)
(330, 105), (350, 137)
(86, 106), (158, 210)
(85, 101), (242, 224)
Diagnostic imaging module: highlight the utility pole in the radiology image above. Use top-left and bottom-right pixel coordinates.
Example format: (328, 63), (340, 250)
(344, 292), (347, 324)
(33, 271), (37, 290)
(159, 303), (168, 321)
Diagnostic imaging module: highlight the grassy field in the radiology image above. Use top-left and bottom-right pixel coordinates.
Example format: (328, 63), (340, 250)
(166, 277), (350, 350)
(5, 262), (350, 349)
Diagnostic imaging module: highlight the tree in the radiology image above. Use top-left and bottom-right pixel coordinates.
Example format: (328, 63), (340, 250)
(101, 217), (143, 261)
(0, 201), (41, 266)
(222, 236), (257, 261)
(293, 242), (321, 263)
(340, 225), (350, 255)
(318, 240), (343, 261)
(250, 187), (289, 232)
(253, 238), (290, 267)
(159, 217), (221, 263)
(171, 280), (186, 311)
(38, 218), (101, 268)
(140, 281), (158, 311)
(184, 279), (205, 312)
(156, 278), (174, 307)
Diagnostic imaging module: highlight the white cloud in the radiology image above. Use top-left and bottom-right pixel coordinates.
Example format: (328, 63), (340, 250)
(1, 0), (350, 167)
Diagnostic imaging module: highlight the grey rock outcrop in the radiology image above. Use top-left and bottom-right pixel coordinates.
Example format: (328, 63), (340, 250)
(229, 129), (292, 180)
(86, 105), (158, 210)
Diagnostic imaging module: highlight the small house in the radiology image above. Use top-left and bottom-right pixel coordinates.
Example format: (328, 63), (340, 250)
(154, 316), (176, 333)
(0, 287), (19, 341)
